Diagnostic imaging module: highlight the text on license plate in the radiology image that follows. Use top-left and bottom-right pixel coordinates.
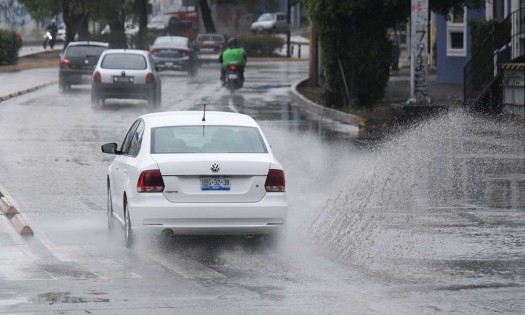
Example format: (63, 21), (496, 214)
(228, 73), (237, 79)
(113, 76), (133, 83)
(201, 176), (230, 191)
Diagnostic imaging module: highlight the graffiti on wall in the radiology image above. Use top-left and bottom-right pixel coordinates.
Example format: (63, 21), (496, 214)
(0, 0), (29, 29)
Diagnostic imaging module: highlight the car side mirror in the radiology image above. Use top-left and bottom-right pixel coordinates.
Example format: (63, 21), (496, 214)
(101, 143), (121, 155)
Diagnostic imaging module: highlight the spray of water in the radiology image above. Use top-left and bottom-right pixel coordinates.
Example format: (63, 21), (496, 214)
(268, 109), (524, 282)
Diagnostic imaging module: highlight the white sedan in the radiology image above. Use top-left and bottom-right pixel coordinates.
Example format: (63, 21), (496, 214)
(101, 111), (287, 248)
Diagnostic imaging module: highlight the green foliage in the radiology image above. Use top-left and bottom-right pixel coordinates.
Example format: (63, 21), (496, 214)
(17, 0), (61, 23)
(0, 30), (20, 66)
(237, 34), (284, 57)
(469, 19), (504, 89)
(305, 0), (393, 107)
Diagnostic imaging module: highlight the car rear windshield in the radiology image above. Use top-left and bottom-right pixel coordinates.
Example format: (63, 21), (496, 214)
(197, 35), (224, 43)
(151, 126), (268, 154)
(101, 54), (147, 70)
(65, 46), (106, 57)
(257, 13), (274, 22)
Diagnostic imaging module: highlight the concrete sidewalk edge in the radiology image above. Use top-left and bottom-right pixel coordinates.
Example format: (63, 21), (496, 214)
(0, 80), (57, 103)
(290, 78), (359, 126)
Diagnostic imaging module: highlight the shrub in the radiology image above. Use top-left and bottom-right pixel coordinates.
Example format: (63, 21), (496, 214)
(237, 34), (284, 57)
(0, 30), (20, 66)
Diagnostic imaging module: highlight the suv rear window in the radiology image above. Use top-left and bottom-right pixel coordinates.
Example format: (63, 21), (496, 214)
(65, 46), (106, 57)
(101, 54), (147, 70)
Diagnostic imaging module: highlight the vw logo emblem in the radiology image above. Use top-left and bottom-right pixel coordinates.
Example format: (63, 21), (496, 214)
(211, 164), (220, 173)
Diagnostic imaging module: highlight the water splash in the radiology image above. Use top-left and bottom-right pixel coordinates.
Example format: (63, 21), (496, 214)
(302, 109), (525, 281)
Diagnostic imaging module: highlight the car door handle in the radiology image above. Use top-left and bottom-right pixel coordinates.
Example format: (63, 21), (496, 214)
(123, 169), (128, 174)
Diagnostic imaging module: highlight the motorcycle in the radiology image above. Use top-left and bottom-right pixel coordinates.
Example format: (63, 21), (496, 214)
(43, 31), (55, 49)
(224, 64), (244, 94)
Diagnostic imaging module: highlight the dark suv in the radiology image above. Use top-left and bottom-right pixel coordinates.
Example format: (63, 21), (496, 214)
(58, 41), (109, 91)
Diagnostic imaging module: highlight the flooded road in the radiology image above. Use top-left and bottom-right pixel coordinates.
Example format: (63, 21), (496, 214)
(0, 61), (523, 314)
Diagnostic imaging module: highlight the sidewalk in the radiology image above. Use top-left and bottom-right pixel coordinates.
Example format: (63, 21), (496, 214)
(0, 68), (57, 102)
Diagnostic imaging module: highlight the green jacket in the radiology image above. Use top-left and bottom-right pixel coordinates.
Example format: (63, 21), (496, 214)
(221, 47), (247, 69)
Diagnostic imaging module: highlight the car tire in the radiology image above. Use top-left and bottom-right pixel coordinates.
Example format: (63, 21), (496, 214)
(124, 200), (133, 249)
(154, 86), (161, 108)
(59, 79), (67, 92)
(148, 89), (156, 107)
(91, 91), (100, 106)
(107, 182), (114, 230)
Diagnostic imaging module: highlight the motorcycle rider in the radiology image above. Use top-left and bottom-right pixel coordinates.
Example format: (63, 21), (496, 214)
(46, 21), (58, 39)
(219, 37), (247, 85)
(44, 21), (58, 48)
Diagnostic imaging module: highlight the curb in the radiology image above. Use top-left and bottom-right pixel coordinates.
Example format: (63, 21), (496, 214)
(0, 80), (57, 103)
(0, 192), (33, 236)
(0, 60), (57, 73)
(290, 78), (359, 126)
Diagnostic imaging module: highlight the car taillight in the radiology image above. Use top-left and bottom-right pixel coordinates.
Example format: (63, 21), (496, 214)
(229, 65), (237, 71)
(137, 169), (165, 193)
(180, 49), (191, 56)
(146, 72), (155, 84)
(60, 58), (70, 65)
(93, 71), (101, 84)
(265, 169), (285, 192)
(149, 49), (159, 55)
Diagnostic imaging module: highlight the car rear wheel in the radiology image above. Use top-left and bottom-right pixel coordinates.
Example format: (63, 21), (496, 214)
(107, 182), (114, 230)
(91, 91), (100, 106)
(154, 86), (161, 107)
(59, 79), (67, 92)
(124, 200), (133, 248)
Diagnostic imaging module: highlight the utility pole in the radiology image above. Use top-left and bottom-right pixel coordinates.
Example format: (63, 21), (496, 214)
(286, 0), (291, 57)
(410, 0), (430, 104)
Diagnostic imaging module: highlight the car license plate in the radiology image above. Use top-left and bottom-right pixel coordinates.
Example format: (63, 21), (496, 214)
(165, 62), (173, 66)
(201, 176), (230, 191)
(228, 73), (237, 80)
(82, 74), (91, 80)
(201, 48), (213, 52)
(113, 76), (133, 83)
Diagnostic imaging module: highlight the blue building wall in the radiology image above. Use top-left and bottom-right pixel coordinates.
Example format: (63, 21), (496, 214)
(436, 8), (485, 83)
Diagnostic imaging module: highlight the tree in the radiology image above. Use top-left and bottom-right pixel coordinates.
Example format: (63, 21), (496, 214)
(304, 0), (485, 108)
(17, 0), (60, 24)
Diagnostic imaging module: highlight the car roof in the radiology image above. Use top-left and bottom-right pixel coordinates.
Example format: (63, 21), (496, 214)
(140, 111), (260, 128)
(101, 49), (149, 56)
(66, 41), (109, 48)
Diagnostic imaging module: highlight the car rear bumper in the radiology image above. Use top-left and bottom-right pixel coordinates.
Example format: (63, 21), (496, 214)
(93, 83), (156, 99)
(59, 69), (94, 85)
(152, 56), (191, 71)
(128, 193), (287, 235)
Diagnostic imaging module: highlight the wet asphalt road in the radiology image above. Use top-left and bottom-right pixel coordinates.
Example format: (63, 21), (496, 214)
(0, 61), (524, 314)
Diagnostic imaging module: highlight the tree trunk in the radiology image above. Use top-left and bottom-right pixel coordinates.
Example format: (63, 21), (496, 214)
(308, 24), (318, 86)
(136, 0), (148, 50)
(199, 0), (216, 33)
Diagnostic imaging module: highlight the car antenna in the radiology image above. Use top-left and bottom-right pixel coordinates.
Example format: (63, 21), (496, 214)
(202, 103), (206, 137)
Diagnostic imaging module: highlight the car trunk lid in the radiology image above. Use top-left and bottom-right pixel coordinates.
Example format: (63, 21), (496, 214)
(151, 153), (270, 203)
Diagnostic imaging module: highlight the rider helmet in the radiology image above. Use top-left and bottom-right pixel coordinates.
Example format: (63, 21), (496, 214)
(227, 37), (238, 48)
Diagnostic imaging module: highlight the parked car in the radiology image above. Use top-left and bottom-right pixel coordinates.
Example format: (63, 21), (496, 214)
(149, 36), (198, 75)
(251, 12), (289, 33)
(58, 41), (109, 91)
(101, 110), (287, 248)
(147, 14), (179, 35)
(193, 33), (227, 62)
(91, 49), (161, 107)
(56, 24), (66, 42)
